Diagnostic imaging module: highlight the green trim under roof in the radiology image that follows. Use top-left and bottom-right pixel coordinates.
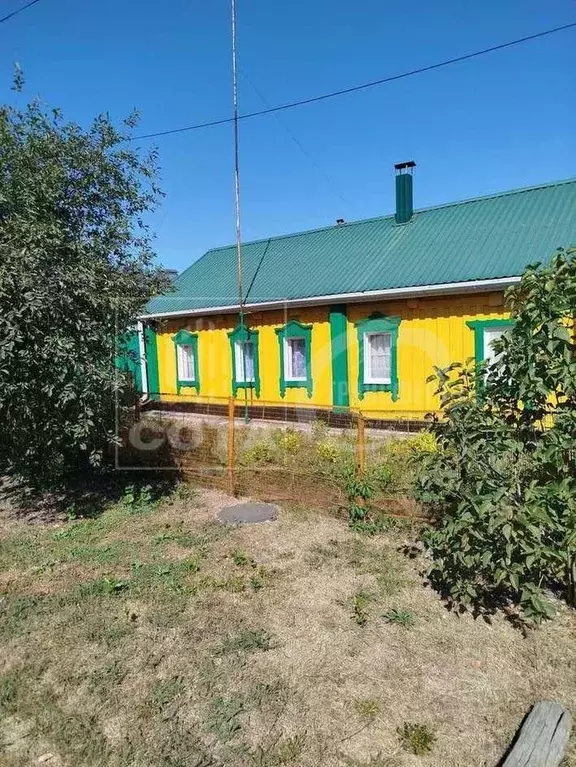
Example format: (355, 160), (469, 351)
(146, 179), (576, 317)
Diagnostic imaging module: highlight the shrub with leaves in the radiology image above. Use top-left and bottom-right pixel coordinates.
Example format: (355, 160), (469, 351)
(0, 76), (170, 487)
(315, 438), (341, 464)
(272, 427), (302, 454)
(242, 441), (275, 465)
(416, 249), (576, 623)
(342, 464), (375, 530)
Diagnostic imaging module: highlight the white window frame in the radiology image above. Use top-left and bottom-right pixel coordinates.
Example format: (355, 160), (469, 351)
(234, 339), (255, 383)
(363, 331), (392, 385)
(177, 343), (195, 382)
(283, 336), (307, 382)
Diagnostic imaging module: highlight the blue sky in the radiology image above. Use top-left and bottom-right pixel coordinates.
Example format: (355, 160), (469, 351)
(2, 0), (575, 272)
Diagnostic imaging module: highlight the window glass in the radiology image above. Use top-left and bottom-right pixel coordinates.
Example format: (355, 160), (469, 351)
(483, 326), (509, 365)
(365, 332), (391, 383)
(177, 344), (195, 381)
(235, 340), (255, 382)
(285, 337), (307, 380)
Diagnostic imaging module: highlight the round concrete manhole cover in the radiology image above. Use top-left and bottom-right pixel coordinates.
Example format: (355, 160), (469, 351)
(218, 502), (278, 525)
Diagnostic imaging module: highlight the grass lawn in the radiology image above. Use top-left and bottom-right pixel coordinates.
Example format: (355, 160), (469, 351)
(0, 484), (575, 766)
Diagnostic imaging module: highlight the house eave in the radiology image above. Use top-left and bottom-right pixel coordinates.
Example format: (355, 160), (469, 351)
(138, 276), (521, 321)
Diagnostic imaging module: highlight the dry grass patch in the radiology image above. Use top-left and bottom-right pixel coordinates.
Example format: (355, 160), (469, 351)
(0, 484), (575, 766)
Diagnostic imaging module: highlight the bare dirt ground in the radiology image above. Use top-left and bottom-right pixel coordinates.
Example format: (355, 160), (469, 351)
(0, 484), (574, 767)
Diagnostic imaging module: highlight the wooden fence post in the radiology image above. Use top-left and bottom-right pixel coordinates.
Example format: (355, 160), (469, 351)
(134, 394), (141, 423)
(356, 413), (366, 476)
(227, 398), (235, 496)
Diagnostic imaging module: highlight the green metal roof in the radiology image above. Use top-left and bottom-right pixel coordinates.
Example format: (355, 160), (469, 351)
(145, 178), (576, 316)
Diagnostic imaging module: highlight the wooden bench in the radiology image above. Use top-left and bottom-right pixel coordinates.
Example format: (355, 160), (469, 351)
(502, 700), (572, 766)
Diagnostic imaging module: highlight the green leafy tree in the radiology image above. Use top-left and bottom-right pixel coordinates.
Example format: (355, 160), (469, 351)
(416, 249), (576, 623)
(0, 83), (170, 486)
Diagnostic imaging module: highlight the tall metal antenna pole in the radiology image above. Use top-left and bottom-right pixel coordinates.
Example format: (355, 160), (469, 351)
(231, 0), (249, 423)
(231, 0), (243, 312)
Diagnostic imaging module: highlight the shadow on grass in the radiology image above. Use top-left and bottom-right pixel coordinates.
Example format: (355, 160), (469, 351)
(420, 568), (536, 634)
(0, 468), (181, 524)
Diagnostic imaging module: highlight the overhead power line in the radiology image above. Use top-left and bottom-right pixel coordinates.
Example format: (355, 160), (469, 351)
(0, 0), (43, 25)
(131, 20), (576, 142)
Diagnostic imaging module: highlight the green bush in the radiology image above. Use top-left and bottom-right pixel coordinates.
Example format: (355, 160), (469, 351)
(315, 439), (341, 463)
(376, 437), (428, 494)
(0, 78), (170, 487)
(370, 462), (392, 491)
(407, 431), (437, 454)
(416, 249), (576, 623)
(242, 441), (275, 465)
(272, 428), (302, 454)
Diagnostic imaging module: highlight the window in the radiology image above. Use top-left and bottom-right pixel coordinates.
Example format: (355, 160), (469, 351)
(234, 340), (255, 383)
(228, 324), (260, 397)
(364, 332), (391, 384)
(177, 344), (195, 381)
(355, 314), (401, 401)
(483, 326), (510, 365)
(284, 337), (307, 381)
(172, 329), (199, 394)
(467, 319), (514, 368)
(275, 319), (313, 397)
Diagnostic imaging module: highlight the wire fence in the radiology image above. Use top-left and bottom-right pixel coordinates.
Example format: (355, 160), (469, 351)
(138, 390), (430, 430)
(118, 395), (427, 522)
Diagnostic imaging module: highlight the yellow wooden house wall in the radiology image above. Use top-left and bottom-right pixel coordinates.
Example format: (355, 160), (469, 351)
(154, 290), (510, 419)
(156, 306), (333, 408)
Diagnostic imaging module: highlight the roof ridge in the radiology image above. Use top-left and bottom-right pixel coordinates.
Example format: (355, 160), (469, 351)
(416, 176), (576, 215)
(199, 177), (576, 257)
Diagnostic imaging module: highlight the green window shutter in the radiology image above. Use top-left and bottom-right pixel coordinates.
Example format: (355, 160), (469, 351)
(117, 330), (142, 393)
(275, 319), (313, 398)
(329, 305), (350, 409)
(355, 313), (401, 401)
(144, 325), (160, 401)
(172, 329), (200, 395)
(466, 318), (515, 364)
(228, 324), (261, 398)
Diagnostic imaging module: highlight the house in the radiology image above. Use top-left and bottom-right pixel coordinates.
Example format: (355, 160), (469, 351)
(136, 166), (576, 427)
